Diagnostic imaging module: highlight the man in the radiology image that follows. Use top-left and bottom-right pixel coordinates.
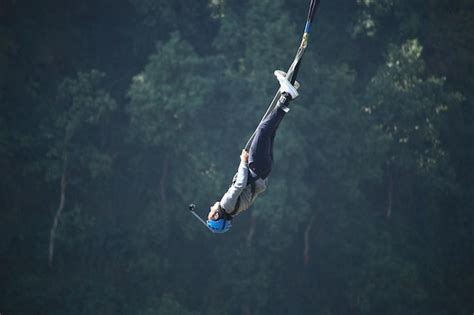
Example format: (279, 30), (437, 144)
(207, 70), (300, 233)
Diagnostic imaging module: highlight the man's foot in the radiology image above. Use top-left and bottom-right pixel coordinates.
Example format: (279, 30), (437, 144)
(277, 92), (292, 112)
(274, 70), (299, 99)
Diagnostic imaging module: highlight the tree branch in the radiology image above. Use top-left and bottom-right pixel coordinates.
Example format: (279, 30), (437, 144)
(304, 214), (316, 266)
(246, 213), (257, 246)
(48, 151), (68, 267)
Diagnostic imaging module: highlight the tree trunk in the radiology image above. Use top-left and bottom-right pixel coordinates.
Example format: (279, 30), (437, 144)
(242, 304), (251, 315)
(48, 151), (68, 267)
(304, 214), (315, 266)
(386, 172), (393, 219)
(159, 156), (169, 206)
(246, 213), (257, 246)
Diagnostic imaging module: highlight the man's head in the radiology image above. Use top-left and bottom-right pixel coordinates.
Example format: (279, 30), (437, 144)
(207, 201), (232, 233)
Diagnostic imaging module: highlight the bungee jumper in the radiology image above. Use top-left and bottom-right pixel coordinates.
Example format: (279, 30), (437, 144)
(189, 0), (321, 233)
(206, 73), (299, 233)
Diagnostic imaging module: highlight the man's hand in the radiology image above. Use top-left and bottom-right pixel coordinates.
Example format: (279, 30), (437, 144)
(240, 149), (249, 163)
(208, 201), (221, 220)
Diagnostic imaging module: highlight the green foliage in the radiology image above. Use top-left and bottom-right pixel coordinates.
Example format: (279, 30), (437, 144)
(55, 70), (116, 136)
(56, 205), (96, 249)
(128, 32), (213, 148)
(1, 0), (474, 315)
(365, 39), (462, 174)
(127, 32), (219, 240)
(44, 69), (117, 182)
(214, 0), (297, 101)
(129, 0), (176, 28)
(139, 294), (199, 315)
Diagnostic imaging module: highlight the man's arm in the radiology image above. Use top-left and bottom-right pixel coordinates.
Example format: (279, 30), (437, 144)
(220, 150), (249, 211)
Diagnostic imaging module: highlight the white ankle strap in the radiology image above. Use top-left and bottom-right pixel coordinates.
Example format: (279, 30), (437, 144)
(274, 70), (299, 99)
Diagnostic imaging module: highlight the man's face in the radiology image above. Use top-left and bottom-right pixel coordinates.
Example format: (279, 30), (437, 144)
(207, 201), (221, 220)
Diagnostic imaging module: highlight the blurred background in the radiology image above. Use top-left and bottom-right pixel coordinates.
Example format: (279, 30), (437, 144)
(1, 0), (473, 314)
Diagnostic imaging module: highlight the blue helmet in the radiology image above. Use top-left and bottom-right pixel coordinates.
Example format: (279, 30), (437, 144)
(207, 218), (232, 233)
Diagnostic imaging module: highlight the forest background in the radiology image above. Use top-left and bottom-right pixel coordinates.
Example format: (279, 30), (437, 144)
(1, 0), (473, 314)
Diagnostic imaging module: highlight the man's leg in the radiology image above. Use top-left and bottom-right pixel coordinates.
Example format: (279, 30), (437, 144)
(248, 106), (287, 179)
(248, 70), (298, 179)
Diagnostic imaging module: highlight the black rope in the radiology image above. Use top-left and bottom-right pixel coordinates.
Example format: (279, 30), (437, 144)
(243, 0), (321, 151)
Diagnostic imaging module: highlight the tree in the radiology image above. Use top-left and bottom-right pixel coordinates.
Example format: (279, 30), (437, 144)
(364, 39), (462, 218)
(44, 70), (116, 267)
(127, 32), (217, 211)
